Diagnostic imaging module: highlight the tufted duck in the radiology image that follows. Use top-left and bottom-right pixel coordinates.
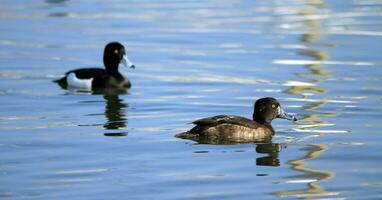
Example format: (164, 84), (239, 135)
(176, 97), (297, 144)
(54, 42), (135, 89)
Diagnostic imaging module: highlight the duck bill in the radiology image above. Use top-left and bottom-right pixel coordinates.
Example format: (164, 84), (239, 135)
(121, 55), (135, 68)
(277, 107), (298, 121)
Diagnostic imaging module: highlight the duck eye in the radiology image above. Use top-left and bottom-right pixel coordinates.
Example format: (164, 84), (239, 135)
(271, 104), (276, 108)
(114, 49), (119, 54)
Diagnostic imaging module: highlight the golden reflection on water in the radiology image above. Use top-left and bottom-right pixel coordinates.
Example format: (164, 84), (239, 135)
(273, 144), (336, 198)
(280, 0), (339, 198)
(284, 8), (329, 96)
(302, 101), (324, 111)
(284, 0), (341, 126)
(299, 50), (330, 77)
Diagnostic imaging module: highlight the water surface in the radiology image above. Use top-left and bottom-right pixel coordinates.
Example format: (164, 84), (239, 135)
(1, 0), (382, 199)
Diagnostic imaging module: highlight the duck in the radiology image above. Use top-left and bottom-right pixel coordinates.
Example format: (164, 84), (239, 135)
(176, 97), (297, 144)
(54, 42), (135, 90)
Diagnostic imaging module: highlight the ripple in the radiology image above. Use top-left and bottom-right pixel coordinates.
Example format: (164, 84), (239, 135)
(335, 142), (365, 146)
(277, 192), (341, 198)
(297, 123), (336, 129)
(283, 81), (315, 87)
(283, 97), (354, 104)
(328, 30), (382, 36)
(136, 73), (273, 85)
(293, 128), (350, 134)
(55, 168), (109, 175)
(0, 122), (78, 130)
(0, 70), (53, 79)
(57, 178), (102, 183)
(273, 59), (376, 66)
(218, 43), (243, 49)
(286, 179), (317, 183)
(158, 95), (204, 100)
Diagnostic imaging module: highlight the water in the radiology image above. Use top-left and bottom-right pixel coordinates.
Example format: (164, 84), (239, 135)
(1, 0), (382, 199)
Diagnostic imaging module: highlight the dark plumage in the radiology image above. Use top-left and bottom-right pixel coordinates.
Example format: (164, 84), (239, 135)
(54, 42), (135, 90)
(176, 97), (297, 144)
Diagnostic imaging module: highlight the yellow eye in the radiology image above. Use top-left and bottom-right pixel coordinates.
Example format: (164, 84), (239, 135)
(271, 104), (276, 108)
(114, 49), (119, 54)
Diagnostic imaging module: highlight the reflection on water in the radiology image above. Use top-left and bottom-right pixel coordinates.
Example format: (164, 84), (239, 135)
(45, 0), (69, 5)
(280, 0), (336, 198)
(46, 0), (70, 19)
(255, 143), (283, 167)
(274, 144), (337, 198)
(284, 5), (329, 97)
(283, 3), (334, 131)
(56, 85), (129, 137)
(103, 94), (128, 137)
(283, 0), (344, 132)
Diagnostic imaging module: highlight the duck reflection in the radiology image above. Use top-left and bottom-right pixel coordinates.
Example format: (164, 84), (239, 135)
(45, 0), (70, 18)
(101, 91), (129, 137)
(45, 0), (69, 5)
(104, 95), (127, 128)
(193, 140), (283, 167)
(255, 143), (283, 167)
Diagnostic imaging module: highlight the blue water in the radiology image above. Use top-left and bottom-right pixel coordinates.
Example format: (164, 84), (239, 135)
(1, 0), (382, 199)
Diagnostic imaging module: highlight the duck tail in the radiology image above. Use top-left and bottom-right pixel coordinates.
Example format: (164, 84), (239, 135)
(53, 76), (67, 88)
(175, 132), (189, 139)
(175, 131), (199, 140)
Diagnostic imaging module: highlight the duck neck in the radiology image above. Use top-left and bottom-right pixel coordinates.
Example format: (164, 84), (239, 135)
(106, 66), (119, 74)
(253, 113), (272, 125)
(104, 56), (120, 75)
(106, 66), (124, 81)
